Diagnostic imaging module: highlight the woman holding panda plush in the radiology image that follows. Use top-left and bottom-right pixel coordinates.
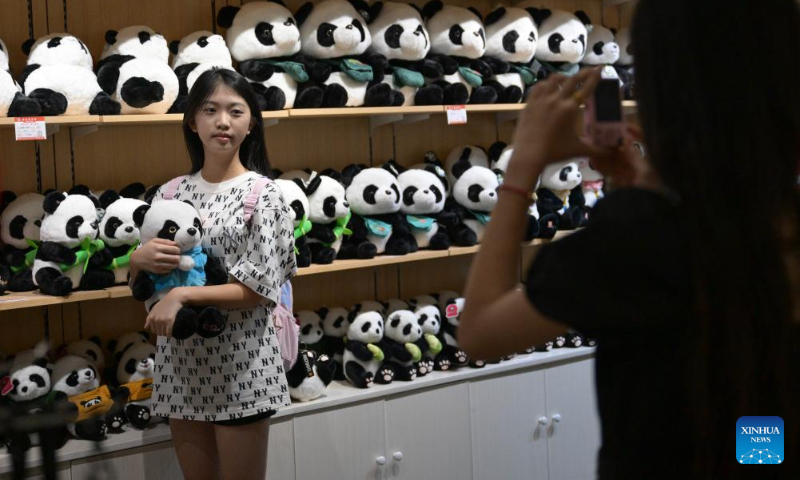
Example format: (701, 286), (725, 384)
(128, 68), (296, 480)
(459, 1), (799, 479)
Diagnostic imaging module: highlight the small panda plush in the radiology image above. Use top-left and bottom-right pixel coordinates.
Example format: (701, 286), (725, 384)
(130, 200), (228, 339)
(0, 37), (40, 117)
(342, 309), (392, 388)
(434, 296), (469, 370)
(286, 349), (335, 402)
(168, 31), (234, 113)
(444, 145), (489, 190)
(96, 26), (179, 114)
(445, 157), (501, 246)
(379, 309), (427, 381)
(614, 27), (634, 100)
(365, 2), (443, 106)
(315, 306), (350, 379)
(1, 193), (44, 292)
(32, 192), (112, 296)
(19, 33), (120, 116)
(64, 337), (105, 373)
(113, 342), (155, 429)
(579, 17), (620, 81)
(92, 191), (147, 285)
(275, 179), (312, 267)
(338, 164), (413, 259)
(413, 302), (442, 376)
(482, 6), (539, 103)
(217, 1), (319, 110)
(107, 331), (150, 362)
(294, 0), (395, 108)
(522, 7), (589, 80)
(422, 1), (497, 105)
(297, 309), (325, 350)
(536, 159), (586, 230)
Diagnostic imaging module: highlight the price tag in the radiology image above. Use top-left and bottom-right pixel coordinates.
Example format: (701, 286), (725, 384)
(446, 303), (460, 318)
(445, 105), (467, 125)
(14, 117), (47, 141)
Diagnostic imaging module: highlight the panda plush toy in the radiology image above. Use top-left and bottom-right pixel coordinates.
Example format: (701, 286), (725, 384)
(444, 145), (488, 191)
(482, 6), (539, 103)
(295, 0), (396, 108)
(0, 38), (40, 117)
(286, 347), (335, 402)
(614, 27), (634, 100)
(422, 1), (497, 105)
(412, 302), (443, 376)
(130, 200), (229, 340)
(275, 179), (312, 267)
(113, 342), (155, 429)
(217, 1), (320, 110)
(96, 25), (179, 114)
(108, 331), (150, 362)
(365, 1), (443, 106)
(445, 157), (501, 246)
(315, 306), (350, 380)
(342, 309), (394, 388)
(168, 31), (234, 113)
(32, 192), (113, 296)
(522, 7), (589, 80)
(64, 337), (105, 373)
(338, 164), (413, 259)
(18, 33), (120, 116)
(1, 193), (44, 292)
(94, 191), (146, 285)
(536, 159), (587, 230)
(579, 16), (620, 82)
(434, 295), (471, 370)
(297, 309), (325, 351)
(378, 309), (427, 381)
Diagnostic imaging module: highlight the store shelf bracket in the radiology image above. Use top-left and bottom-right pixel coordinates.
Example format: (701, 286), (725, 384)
(70, 124), (99, 140)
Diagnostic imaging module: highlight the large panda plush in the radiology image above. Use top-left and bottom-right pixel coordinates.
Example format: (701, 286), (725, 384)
(18, 34), (120, 116)
(365, 1), (442, 106)
(342, 309), (392, 388)
(521, 7), (589, 80)
(339, 164), (413, 259)
(378, 309), (426, 381)
(96, 26), (179, 114)
(168, 31), (234, 113)
(536, 159), (586, 230)
(614, 27), (634, 100)
(0, 37), (40, 117)
(217, 1), (320, 110)
(295, 0), (395, 107)
(275, 179), (312, 267)
(114, 342), (155, 429)
(94, 191), (146, 285)
(422, 1), (497, 105)
(482, 6), (539, 103)
(445, 156), (501, 246)
(1, 192), (44, 292)
(579, 16), (620, 81)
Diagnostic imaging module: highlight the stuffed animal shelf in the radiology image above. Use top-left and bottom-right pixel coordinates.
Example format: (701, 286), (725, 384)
(1, 193), (45, 292)
(482, 6), (539, 103)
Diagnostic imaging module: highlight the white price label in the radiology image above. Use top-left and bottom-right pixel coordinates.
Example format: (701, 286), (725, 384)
(14, 117), (47, 141)
(445, 105), (467, 125)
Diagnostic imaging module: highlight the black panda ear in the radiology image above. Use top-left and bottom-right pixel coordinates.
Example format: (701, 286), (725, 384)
(610, 28), (617, 36)
(423, 151), (442, 167)
(317, 307), (329, 318)
(168, 40), (180, 55)
(105, 30), (119, 45)
(99, 190), (120, 210)
(528, 8), (551, 27)
(217, 6), (240, 28)
(452, 156), (472, 180)
(0, 191), (17, 214)
(305, 175), (322, 195)
(467, 7), (483, 22)
(119, 182), (145, 199)
(107, 339), (117, 353)
(488, 141), (507, 163)
(295, 3), (314, 27)
(89, 336), (102, 347)
(422, 0), (443, 21)
(43, 191), (66, 215)
(132, 204), (150, 228)
(484, 7), (506, 27)
(575, 10), (592, 26)
(21, 38), (36, 56)
(270, 168), (283, 178)
(291, 178), (308, 194)
(408, 3), (423, 17)
(182, 200), (195, 208)
(319, 168), (341, 182)
(68, 184), (91, 196)
(140, 330), (150, 340)
(340, 164), (364, 188)
(381, 162), (400, 177)
(367, 2), (384, 24)
(33, 357), (48, 368)
(268, 0), (287, 7)
(346, 0), (371, 21)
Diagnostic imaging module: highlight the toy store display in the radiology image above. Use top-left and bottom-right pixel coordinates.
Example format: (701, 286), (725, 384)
(482, 6), (539, 103)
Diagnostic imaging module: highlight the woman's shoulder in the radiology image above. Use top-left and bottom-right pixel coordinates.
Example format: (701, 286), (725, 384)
(252, 177), (290, 213)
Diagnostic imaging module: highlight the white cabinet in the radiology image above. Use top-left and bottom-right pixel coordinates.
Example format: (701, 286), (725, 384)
(70, 442), (181, 480)
(267, 416), (296, 480)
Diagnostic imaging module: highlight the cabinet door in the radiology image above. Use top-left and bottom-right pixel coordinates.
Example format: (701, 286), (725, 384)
(268, 416), (296, 480)
(70, 442), (182, 480)
(470, 370), (549, 480)
(545, 358), (601, 480)
(385, 383), (472, 480)
(0, 464), (71, 480)
(293, 400), (386, 480)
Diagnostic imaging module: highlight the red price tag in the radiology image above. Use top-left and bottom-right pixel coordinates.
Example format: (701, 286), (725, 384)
(446, 303), (459, 318)
(14, 117), (47, 141)
(445, 105), (467, 125)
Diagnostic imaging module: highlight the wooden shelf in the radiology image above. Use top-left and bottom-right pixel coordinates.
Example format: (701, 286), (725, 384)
(287, 105), (445, 119)
(0, 115), (100, 127)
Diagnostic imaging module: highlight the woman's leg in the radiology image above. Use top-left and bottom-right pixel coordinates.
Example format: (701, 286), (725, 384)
(170, 419), (221, 480)
(214, 418), (270, 480)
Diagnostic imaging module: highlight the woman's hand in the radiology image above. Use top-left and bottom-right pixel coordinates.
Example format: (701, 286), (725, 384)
(589, 125), (663, 191)
(131, 238), (181, 274)
(506, 68), (610, 189)
(144, 288), (186, 337)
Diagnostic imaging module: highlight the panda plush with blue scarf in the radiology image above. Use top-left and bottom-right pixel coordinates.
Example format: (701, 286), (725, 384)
(168, 31), (234, 113)
(0, 38), (40, 117)
(445, 154), (502, 246)
(421, 1), (497, 105)
(481, 6), (539, 103)
(519, 6), (589, 81)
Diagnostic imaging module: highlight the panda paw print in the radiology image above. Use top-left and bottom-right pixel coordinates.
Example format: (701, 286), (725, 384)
(318, 354), (330, 363)
(455, 351), (468, 364)
(408, 367), (417, 380)
(99, 423), (108, 437)
(438, 358), (451, 371)
(417, 363), (429, 376)
(108, 414), (124, 430)
(134, 408), (150, 422)
(472, 360), (486, 368)
(379, 368), (394, 383)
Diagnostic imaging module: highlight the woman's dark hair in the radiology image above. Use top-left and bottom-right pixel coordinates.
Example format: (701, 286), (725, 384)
(182, 68), (272, 177)
(633, 0), (800, 475)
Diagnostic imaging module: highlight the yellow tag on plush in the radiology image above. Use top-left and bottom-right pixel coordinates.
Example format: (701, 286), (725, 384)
(122, 379), (153, 402)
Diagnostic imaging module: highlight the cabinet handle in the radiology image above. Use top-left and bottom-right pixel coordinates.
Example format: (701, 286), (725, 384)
(538, 416), (549, 426)
(376, 456), (387, 466)
(393, 451), (404, 461)
(552, 413), (562, 423)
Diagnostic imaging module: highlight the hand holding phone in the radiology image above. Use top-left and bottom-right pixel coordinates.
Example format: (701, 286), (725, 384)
(585, 79), (625, 148)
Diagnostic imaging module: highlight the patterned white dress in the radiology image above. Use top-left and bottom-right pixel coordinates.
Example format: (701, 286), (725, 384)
(149, 171), (296, 422)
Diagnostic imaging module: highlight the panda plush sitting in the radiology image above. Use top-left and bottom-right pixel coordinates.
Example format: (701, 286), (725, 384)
(614, 27), (635, 100)
(93, 191), (147, 285)
(130, 200), (229, 340)
(522, 7), (589, 80)
(338, 164), (413, 259)
(365, 1), (444, 106)
(579, 16), (620, 82)
(315, 306), (350, 380)
(108, 331), (150, 362)
(378, 309), (427, 381)
(445, 156), (501, 246)
(434, 295), (470, 370)
(168, 31), (234, 113)
(113, 342), (156, 429)
(536, 159), (587, 230)
(342, 309), (393, 388)
(275, 179), (312, 267)
(482, 6), (539, 103)
(63, 337), (105, 373)
(1, 193), (44, 292)
(0, 38), (40, 117)
(412, 302), (443, 376)
(32, 192), (114, 296)
(294, 0), (395, 107)
(444, 145), (488, 191)
(217, 1), (321, 110)
(96, 26), (179, 114)
(286, 344), (335, 402)
(421, 1), (497, 105)
(18, 33), (120, 116)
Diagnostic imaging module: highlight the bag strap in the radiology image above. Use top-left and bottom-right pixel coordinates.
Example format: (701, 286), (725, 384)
(243, 176), (272, 224)
(161, 175), (187, 200)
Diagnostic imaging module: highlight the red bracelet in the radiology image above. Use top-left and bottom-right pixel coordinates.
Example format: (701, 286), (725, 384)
(499, 183), (536, 201)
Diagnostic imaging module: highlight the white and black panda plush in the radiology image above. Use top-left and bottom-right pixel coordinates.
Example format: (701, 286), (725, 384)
(168, 31), (234, 113)
(95, 26), (179, 114)
(0, 37), (40, 117)
(421, 1), (497, 105)
(113, 342), (155, 429)
(444, 157), (501, 246)
(275, 179), (312, 267)
(18, 34), (120, 116)
(217, 1), (320, 110)
(482, 6), (539, 103)
(1, 192), (44, 292)
(32, 192), (113, 296)
(296, 309), (325, 349)
(338, 164), (413, 259)
(580, 18), (620, 81)
(107, 331), (149, 361)
(536, 159), (587, 230)
(444, 145), (489, 190)
(130, 200), (228, 339)
(365, 1), (443, 106)
(614, 27), (634, 100)
(342, 309), (391, 388)
(382, 297), (409, 315)
(287, 348), (335, 402)
(294, 0), (396, 108)
(521, 7), (589, 80)
(91, 191), (147, 285)
(412, 302), (442, 376)
(64, 337), (105, 372)
(434, 296), (470, 370)
(289, 170), (352, 265)
(314, 306), (350, 379)
(378, 309), (426, 381)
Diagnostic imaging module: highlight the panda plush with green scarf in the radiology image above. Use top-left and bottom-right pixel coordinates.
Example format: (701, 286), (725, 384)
(92, 191), (146, 285)
(275, 179), (312, 268)
(519, 5), (589, 81)
(481, 6), (539, 103)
